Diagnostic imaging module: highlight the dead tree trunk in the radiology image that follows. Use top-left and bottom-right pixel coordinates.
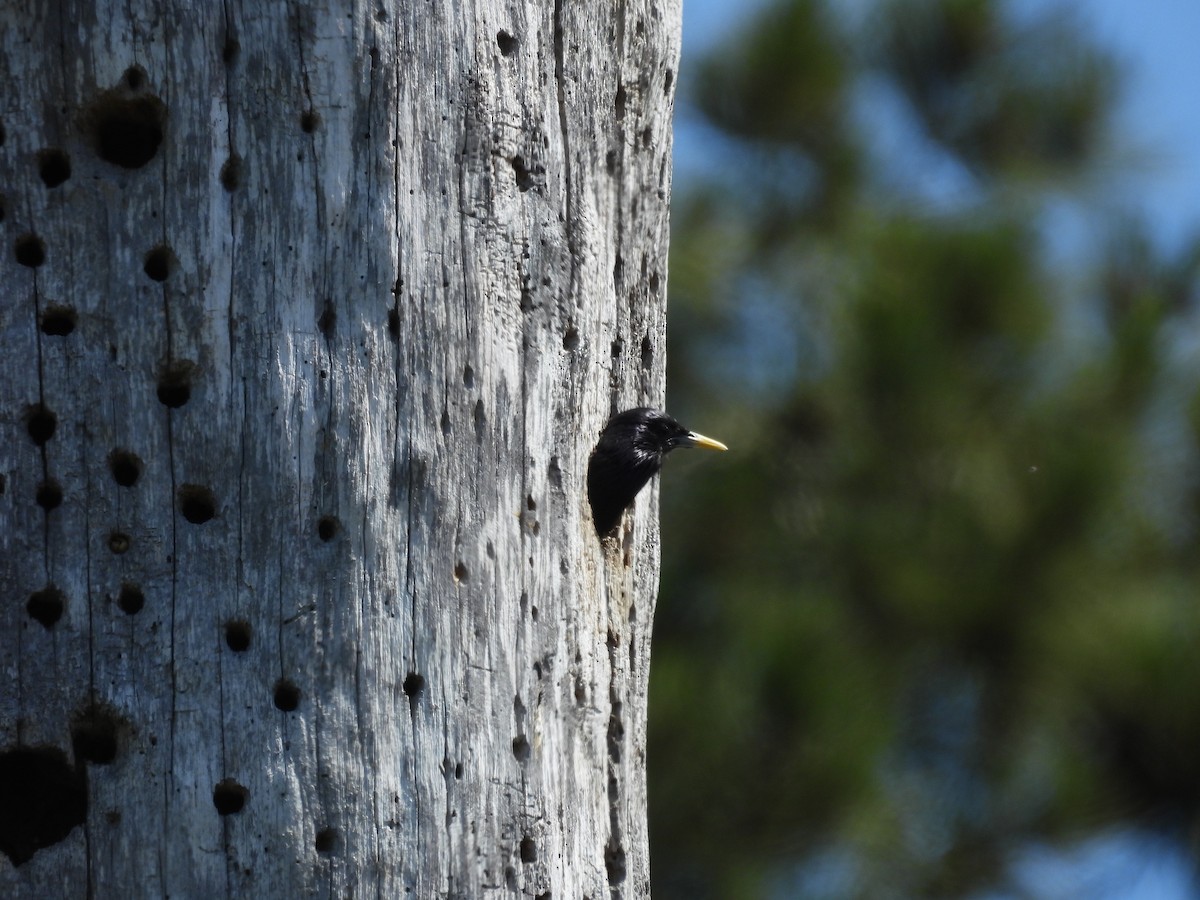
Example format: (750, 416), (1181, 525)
(0, 0), (680, 896)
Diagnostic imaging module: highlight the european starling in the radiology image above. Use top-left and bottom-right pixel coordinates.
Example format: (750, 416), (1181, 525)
(587, 407), (727, 536)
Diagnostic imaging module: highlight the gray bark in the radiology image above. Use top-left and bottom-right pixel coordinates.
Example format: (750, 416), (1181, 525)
(0, 0), (680, 896)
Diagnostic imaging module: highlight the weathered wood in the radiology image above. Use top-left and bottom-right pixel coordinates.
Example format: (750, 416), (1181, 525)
(0, 0), (680, 895)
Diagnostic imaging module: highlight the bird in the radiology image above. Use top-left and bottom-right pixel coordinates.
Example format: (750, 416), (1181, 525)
(587, 407), (727, 537)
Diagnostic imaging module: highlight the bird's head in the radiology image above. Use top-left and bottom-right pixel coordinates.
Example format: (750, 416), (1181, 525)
(587, 407), (727, 536)
(626, 408), (728, 462)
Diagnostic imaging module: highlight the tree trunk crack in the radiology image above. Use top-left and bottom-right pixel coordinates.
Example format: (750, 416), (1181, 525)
(552, 0), (578, 281)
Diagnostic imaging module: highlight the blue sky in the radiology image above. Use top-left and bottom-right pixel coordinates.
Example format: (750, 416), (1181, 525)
(677, 0), (1200, 255)
(1054, 0), (1200, 253)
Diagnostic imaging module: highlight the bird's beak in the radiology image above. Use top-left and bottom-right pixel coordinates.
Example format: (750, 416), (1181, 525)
(682, 431), (728, 452)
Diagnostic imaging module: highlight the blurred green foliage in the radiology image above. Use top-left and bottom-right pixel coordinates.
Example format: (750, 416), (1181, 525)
(650, 0), (1200, 896)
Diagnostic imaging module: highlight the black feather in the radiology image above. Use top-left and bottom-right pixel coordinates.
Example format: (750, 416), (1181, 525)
(587, 408), (724, 536)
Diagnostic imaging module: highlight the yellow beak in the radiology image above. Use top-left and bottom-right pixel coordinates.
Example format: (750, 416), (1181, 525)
(685, 431), (728, 452)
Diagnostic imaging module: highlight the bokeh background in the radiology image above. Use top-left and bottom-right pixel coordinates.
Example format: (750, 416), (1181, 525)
(649, 1), (1200, 897)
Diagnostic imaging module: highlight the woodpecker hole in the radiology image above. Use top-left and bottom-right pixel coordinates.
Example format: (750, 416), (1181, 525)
(212, 779), (248, 815)
(37, 149), (71, 188)
(563, 327), (579, 351)
(0, 746), (87, 867)
(15, 233), (46, 268)
(178, 484), (216, 523)
(615, 83), (627, 120)
(300, 110), (320, 133)
(454, 561), (469, 582)
(403, 672), (425, 699)
(40, 305), (77, 336)
(108, 449), (142, 487)
(107, 532), (131, 554)
(273, 679), (301, 712)
(317, 300), (336, 338)
(511, 155), (534, 192)
(71, 706), (121, 765)
(121, 65), (145, 90)
(25, 404), (57, 445)
(512, 735), (531, 763)
(117, 583), (145, 615)
(143, 245), (172, 281)
(641, 334), (654, 369)
(315, 827), (340, 854)
(225, 619), (252, 651)
(85, 86), (165, 169)
(404, 671), (424, 719)
(35, 479), (62, 510)
(317, 516), (339, 542)
(222, 36), (240, 64)
(219, 155), (241, 191)
(387, 307), (400, 339)
(27, 586), (64, 629)
(520, 836), (537, 863)
(156, 360), (194, 407)
(497, 29), (518, 56)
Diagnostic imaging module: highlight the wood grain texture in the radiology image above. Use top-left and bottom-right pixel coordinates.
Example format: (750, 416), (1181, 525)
(0, 0), (680, 896)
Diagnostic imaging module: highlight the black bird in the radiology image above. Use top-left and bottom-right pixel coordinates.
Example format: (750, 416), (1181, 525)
(587, 407), (727, 536)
